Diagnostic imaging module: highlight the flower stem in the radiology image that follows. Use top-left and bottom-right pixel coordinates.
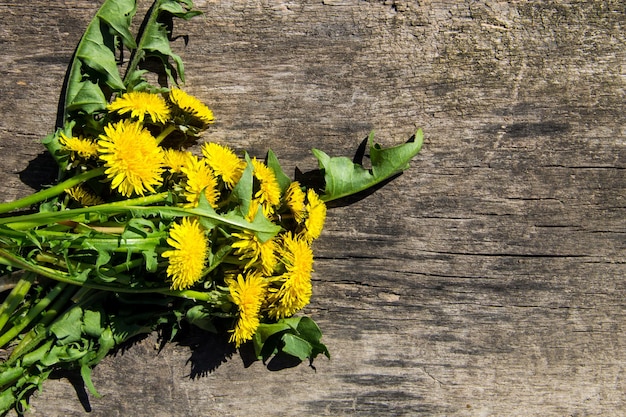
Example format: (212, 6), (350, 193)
(0, 272), (37, 333)
(155, 124), (176, 144)
(0, 192), (169, 230)
(0, 282), (68, 349)
(0, 167), (105, 215)
(0, 248), (216, 302)
(5, 285), (81, 365)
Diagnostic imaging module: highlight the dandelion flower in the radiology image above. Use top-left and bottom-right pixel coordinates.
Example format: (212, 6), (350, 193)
(98, 120), (165, 197)
(245, 198), (262, 222)
(107, 91), (171, 124)
(232, 230), (278, 276)
(227, 272), (268, 347)
(163, 149), (194, 174)
(202, 142), (245, 188)
(169, 88), (214, 126)
(65, 185), (104, 206)
(301, 189), (326, 242)
(181, 156), (220, 208)
(59, 133), (99, 159)
(252, 158), (281, 216)
(267, 233), (314, 319)
(284, 181), (306, 223)
(162, 217), (208, 291)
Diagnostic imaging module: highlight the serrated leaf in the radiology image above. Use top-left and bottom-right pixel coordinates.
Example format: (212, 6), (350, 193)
(313, 129), (423, 202)
(126, 0), (201, 86)
(49, 307), (83, 345)
(96, 0), (138, 49)
(64, 0), (138, 120)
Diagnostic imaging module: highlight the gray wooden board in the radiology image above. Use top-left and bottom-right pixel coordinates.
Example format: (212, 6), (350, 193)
(1, 0), (625, 415)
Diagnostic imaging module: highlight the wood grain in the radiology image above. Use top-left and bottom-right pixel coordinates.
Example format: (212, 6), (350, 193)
(1, 0), (625, 415)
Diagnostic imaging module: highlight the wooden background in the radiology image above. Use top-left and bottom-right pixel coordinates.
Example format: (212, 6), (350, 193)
(1, 0), (625, 415)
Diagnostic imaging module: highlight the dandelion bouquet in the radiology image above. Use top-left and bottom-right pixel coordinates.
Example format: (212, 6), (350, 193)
(0, 0), (423, 414)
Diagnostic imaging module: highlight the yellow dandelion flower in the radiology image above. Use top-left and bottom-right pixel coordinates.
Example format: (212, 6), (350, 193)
(162, 217), (208, 291)
(107, 91), (171, 124)
(169, 88), (214, 126)
(202, 142), (246, 188)
(267, 233), (314, 319)
(301, 189), (327, 242)
(65, 185), (105, 207)
(181, 156), (220, 208)
(163, 149), (194, 174)
(245, 198), (262, 222)
(59, 133), (99, 159)
(284, 181), (306, 223)
(232, 230), (278, 276)
(227, 272), (268, 347)
(98, 120), (165, 197)
(251, 158), (281, 217)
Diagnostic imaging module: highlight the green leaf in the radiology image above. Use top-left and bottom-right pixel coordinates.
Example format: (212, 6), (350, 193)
(312, 129), (423, 202)
(231, 154), (255, 217)
(64, 0), (138, 118)
(0, 367), (25, 387)
(281, 333), (313, 361)
(191, 193), (281, 242)
(185, 304), (217, 332)
(246, 205), (283, 243)
(77, 24), (126, 92)
(80, 365), (102, 398)
(255, 321), (293, 343)
(97, 0), (138, 49)
(0, 387), (16, 415)
(295, 316), (322, 341)
(42, 122), (74, 173)
(266, 149), (292, 194)
(82, 309), (104, 338)
(64, 60), (109, 115)
(296, 317), (330, 359)
(124, 0), (201, 86)
(93, 327), (116, 364)
(252, 316), (329, 363)
(49, 307), (83, 345)
(21, 340), (54, 367)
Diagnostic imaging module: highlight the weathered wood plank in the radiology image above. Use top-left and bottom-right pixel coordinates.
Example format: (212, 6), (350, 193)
(1, 0), (625, 415)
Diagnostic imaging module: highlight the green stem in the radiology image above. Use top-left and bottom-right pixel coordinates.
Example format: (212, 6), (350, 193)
(38, 284), (81, 327)
(0, 248), (216, 302)
(0, 272), (37, 333)
(0, 282), (67, 348)
(155, 124), (176, 144)
(0, 192), (169, 230)
(7, 286), (85, 365)
(0, 167), (105, 215)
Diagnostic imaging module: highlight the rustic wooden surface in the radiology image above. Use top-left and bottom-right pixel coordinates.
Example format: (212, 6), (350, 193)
(1, 0), (625, 415)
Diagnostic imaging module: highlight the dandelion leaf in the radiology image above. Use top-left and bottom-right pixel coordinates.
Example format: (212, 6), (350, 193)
(312, 129), (423, 202)
(64, 0), (137, 117)
(266, 149), (292, 194)
(231, 154), (255, 217)
(127, 0), (202, 85)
